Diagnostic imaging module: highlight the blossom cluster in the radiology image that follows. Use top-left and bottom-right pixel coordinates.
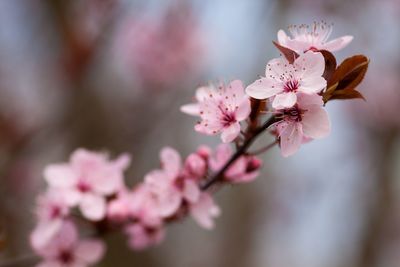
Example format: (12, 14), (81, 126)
(31, 145), (260, 266)
(30, 21), (368, 267)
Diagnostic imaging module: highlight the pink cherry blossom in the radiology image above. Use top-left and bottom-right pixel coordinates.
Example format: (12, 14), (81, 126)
(189, 193), (220, 230)
(145, 147), (201, 218)
(125, 223), (165, 251)
(246, 51), (326, 109)
(275, 93), (331, 157)
(30, 190), (70, 250)
(33, 221), (105, 267)
(183, 80), (251, 143)
(209, 144), (262, 183)
(277, 21), (353, 53)
(44, 149), (131, 221)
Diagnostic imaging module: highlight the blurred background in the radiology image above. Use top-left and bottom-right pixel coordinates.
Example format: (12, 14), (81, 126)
(0, 0), (399, 266)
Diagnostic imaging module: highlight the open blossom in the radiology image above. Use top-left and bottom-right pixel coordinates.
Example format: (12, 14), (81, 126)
(33, 221), (105, 267)
(189, 193), (220, 230)
(145, 147), (201, 217)
(246, 51), (326, 109)
(209, 144), (262, 183)
(44, 149), (131, 221)
(183, 80), (251, 143)
(275, 93), (331, 157)
(277, 21), (353, 53)
(31, 190), (70, 250)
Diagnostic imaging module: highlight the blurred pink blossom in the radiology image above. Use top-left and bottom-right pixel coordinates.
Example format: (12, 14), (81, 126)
(189, 193), (221, 230)
(125, 223), (165, 251)
(33, 221), (105, 267)
(44, 149), (130, 221)
(30, 190), (70, 250)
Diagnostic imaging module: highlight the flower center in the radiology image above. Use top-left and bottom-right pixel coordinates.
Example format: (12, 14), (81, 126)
(283, 105), (303, 122)
(58, 250), (74, 264)
(77, 180), (91, 193)
(50, 206), (62, 219)
(283, 79), (299, 93)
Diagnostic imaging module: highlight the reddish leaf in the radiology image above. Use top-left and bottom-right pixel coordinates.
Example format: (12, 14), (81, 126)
(328, 55), (369, 91)
(329, 90), (365, 101)
(272, 41), (299, 64)
(320, 50), (337, 82)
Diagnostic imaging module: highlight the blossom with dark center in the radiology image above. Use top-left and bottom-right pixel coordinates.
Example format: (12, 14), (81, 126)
(246, 51), (326, 109)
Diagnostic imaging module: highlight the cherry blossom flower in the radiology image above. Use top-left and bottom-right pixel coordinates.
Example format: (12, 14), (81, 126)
(274, 93), (331, 157)
(184, 80), (251, 143)
(125, 223), (165, 251)
(145, 147), (201, 217)
(189, 193), (220, 229)
(209, 144), (262, 183)
(246, 51), (326, 109)
(277, 21), (353, 53)
(33, 221), (105, 267)
(30, 190), (70, 250)
(44, 149), (131, 221)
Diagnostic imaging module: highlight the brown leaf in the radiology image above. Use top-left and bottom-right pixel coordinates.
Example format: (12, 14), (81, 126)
(320, 50), (337, 82)
(272, 41), (299, 64)
(329, 90), (366, 101)
(328, 55), (369, 91)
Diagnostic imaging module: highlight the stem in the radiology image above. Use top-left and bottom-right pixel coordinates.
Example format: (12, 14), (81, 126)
(201, 116), (278, 191)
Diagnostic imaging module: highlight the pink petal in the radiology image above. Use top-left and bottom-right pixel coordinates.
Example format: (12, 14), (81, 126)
(31, 220), (63, 252)
(272, 92), (297, 109)
(277, 29), (289, 46)
(265, 57), (289, 79)
(235, 98), (251, 121)
(220, 123), (241, 143)
(157, 188), (182, 217)
(183, 179), (200, 203)
(301, 106), (331, 139)
(322, 35), (353, 52)
(225, 157), (247, 180)
(190, 193), (220, 230)
(299, 76), (327, 94)
(44, 164), (76, 188)
(75, 239), (105, 264)
(209, 144), (232, 171)
(294, 50), (325, 78)
(180, 103), (200, 116)
(228, 80), (245, 98)
(79, 194), (106, 221)
(245, 78), (281, 100)
(297, 93), (324, 107)
(278, 122), (303, 157)
(160, 147), (181, 178)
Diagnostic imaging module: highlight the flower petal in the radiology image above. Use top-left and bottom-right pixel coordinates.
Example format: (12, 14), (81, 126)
(245, 78), (281, 100)
(323, 35), (353, 52)
(44, 164), (76, 188)
(302, 106), (331, 139)
(180, 103), (200, 116)
(79, 194), (106, 221)
(75, 239), (105, 264)
(272, 92), (297, 109)
(221, 123), (240, 143)
(299, 76), (327, 94)
(278, 122), (303, 157)
(235, 98), (251, 121)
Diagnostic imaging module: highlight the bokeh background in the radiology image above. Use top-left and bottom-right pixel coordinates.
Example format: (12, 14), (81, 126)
(0, 0), (399, 266)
